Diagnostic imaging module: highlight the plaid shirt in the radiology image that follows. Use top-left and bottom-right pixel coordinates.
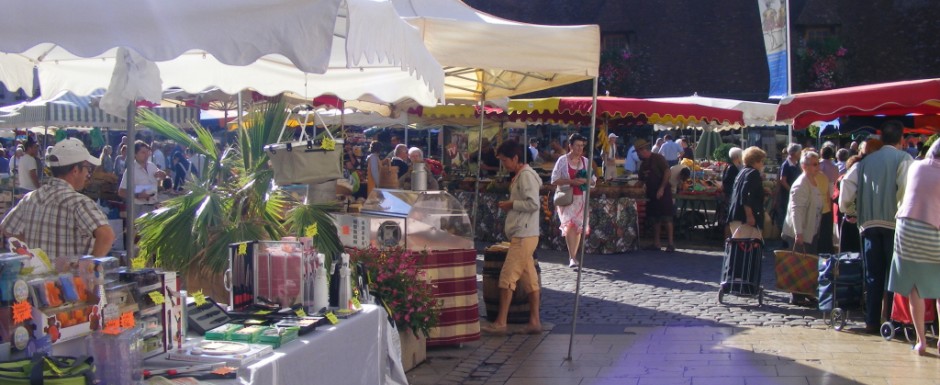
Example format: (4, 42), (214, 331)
(1, 177), (110, 259)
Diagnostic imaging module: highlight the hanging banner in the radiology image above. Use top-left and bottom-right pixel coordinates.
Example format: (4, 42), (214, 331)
(758, 0), (789, 99)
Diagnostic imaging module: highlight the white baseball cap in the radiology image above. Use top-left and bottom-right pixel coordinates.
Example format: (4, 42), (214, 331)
(46, 138), (101, 167)
(608, 133), (618, 138)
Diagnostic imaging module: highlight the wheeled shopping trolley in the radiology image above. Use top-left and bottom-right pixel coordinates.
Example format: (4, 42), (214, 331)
(881, 292), (938, 341)
(718, 238), (764, 306)
(818, 252), (864, 331)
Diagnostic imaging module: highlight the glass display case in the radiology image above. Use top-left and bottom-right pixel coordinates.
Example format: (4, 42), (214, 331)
(334, 189), (473, 251)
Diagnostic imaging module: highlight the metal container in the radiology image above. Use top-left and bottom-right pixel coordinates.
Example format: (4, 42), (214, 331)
(411, 162), (428, 191)
(333, 189), (473, 251)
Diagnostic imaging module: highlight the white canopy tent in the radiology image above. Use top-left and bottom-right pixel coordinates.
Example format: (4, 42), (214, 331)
(393, 0), (602, 359)
(650, 93), (781, 130)
(0, 90), (199, 130)
(0, 0), (445, 297)
(393, 0), (599, 102)
(0, 0), (445, 107)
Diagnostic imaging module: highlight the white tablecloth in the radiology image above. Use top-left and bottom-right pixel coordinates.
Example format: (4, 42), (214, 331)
(142, 304), (407, 385)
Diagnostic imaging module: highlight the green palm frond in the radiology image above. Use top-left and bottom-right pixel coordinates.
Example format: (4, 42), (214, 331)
(284, 202), (342, 262)
(134, 98), (341, 275)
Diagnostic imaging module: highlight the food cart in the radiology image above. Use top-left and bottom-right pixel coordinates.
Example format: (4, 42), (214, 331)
(333, 189), (479, 346)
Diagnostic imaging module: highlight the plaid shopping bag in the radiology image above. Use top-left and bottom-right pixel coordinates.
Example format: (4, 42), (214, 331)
(773, 250), (818, 296)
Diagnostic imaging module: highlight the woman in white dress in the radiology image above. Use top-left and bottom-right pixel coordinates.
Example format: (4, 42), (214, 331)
(551, 133), (595, 268)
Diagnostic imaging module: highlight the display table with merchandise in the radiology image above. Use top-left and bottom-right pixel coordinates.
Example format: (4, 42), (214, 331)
(54, 305), (405, 385)
(455, 190), (639, 254)
(674, 191), (726, 240)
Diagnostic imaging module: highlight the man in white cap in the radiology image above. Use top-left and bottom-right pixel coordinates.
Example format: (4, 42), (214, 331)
(1, 138), (115, 258)
(603, 132), (619, 180)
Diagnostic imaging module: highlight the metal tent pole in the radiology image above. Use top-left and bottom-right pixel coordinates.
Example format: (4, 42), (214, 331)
(566, 77), (599, 361)
(125, 101), (137, 261)
(470, 91), (486, 240)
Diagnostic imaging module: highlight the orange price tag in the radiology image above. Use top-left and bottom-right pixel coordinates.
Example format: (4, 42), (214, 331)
(12, 301), (32, 324)
(120, 312), (135, 329)
(103, 319), (121, 335)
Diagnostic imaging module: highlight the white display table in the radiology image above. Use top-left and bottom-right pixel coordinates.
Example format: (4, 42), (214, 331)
(137, 305), (407, 385)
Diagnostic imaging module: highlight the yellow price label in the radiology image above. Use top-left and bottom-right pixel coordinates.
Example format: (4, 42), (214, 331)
(305, 223), (318, 238)
(321, 137), (336, 151)
(325, 312), (339, 325)
(131, 257), (147, 270)
(193, 290), (207, 307)
(294, 308), (307, 317)
(237, 243), (248, 256)
(351, 298), (361, 310)
(148, 291), (165, 305)
(254, 310), (272, 315)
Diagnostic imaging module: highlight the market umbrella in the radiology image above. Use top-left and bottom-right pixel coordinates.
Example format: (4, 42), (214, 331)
(0, 0), (444, 107)
(0, 0), (445, 269)
(693, 128), (722, 160)
(651, 93), (781, 129)
(393, 0), (600, 251)
(775, 78), (940, 129)
(507, 97), (745, 127)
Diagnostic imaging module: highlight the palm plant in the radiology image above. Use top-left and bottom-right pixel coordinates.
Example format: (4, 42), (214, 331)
(134, 98), (342, 279)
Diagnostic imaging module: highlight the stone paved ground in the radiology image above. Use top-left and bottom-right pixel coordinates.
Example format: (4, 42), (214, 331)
(406, 241), (894, 385)
(537, 242), (838, 330)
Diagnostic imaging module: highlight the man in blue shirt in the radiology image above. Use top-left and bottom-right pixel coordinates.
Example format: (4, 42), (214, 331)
(657, 134), (682, 167)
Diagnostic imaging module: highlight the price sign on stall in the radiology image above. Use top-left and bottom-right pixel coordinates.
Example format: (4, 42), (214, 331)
(193, 290), (207, 307)
(148, 291), (165, 305)
(325, 312), (339, 325)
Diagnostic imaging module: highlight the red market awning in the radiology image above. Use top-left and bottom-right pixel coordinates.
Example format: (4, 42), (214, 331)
(776, 78), (940, 129)
(507, 97), (745, 126)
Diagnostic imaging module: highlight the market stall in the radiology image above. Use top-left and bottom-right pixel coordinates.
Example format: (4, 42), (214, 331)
(0, 0), (449, 381)
(454, 189), (640, 254)
(333, 189), (480, 347)
(775, 78), (940, 129)
(436, 97), (746, 249)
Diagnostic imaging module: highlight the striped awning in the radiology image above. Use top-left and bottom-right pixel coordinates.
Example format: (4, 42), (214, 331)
(0, 90), (198, 130)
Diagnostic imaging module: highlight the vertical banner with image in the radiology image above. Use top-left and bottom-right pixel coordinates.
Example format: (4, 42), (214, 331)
(758, 0), (789, 99)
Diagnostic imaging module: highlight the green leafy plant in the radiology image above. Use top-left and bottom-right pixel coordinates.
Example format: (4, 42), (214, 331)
(351, 246), (440, 337)
(713, 143), (735, 164)
(134, 98), (341, 275)
(921, 134), (938, 158)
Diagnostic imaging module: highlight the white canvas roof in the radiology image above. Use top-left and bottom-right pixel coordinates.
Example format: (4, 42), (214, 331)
(650, 94), (782, 128)
(0, 90), (199, 130)
(0, 0), (444, 106)
(392, 0), (600, 102)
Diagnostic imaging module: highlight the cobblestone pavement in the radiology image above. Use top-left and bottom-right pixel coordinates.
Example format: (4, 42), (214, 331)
(406, 242), (892, 385)
(536, 242), (840, 330)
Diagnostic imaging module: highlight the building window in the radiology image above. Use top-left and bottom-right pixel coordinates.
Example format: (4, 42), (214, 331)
(602, 31), (636, 53)
(802, 26), (838, 47)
